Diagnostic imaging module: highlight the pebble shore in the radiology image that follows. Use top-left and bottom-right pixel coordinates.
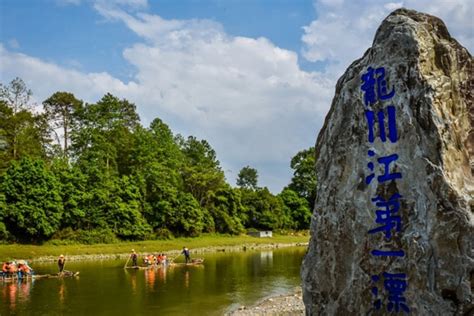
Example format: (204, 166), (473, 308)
(227, 288), (304, 316)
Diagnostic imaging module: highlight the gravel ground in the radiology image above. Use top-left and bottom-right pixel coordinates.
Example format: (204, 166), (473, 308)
(227, 288), (305, 316)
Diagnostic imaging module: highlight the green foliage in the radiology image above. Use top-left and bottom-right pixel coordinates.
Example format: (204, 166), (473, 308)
(0, 79), (313, 245)
(104, 176), (152, 240)
(208, 186), (245, 234)
(180, 136), (225, 206)
(0, 193), (9, 241)
(156, 191), (208, 237)
(153, 228), (174, 240)
(287, 147), (317, 210)
(71, 93), (140, 175)
(279, 188), (311, 229)
(240, 187), (292, 230)
(0, 86), (48, 171)
(1, 157), (63, 241)
(51, 159), (87, 229)
(50, 227), (119, 245)
(43, 91), (82, 156)
(236, 165), (258, 189)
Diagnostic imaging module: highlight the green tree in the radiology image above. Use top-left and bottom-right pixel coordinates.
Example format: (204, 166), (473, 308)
(153, 190), (208, 237)
(240, 187), (290, 230)
(51, 158), (87, 229)
(0, 80), (49, 170)
(0, 192), (8, 240)
(287, 147), (317, 210)
(208, 185), (245, 234)
(72, 93), (140, 174)
(105, 176), (151, 240)
(279, 188), (311, 229)
(180, 136), (226, 207)
(1, 158), (63, 241)
(0, 78), (33, 160)
(43, 92), (83, 157)
(236, 165), (258, 189)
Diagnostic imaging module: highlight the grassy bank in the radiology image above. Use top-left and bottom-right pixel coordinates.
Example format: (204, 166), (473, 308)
(0, 233), (309, 262)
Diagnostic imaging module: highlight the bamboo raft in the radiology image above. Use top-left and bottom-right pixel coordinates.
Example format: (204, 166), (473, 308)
(1, 271), (80, 282)
(169, 258), (205, 267)
(125, 265), (157, 270)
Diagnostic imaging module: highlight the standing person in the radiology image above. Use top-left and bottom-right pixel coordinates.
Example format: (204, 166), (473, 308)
(156, 253), (163, 264)
(182, 247), (191, 264)
(130, 249), (138, 267)
(58, 255), (66, 273)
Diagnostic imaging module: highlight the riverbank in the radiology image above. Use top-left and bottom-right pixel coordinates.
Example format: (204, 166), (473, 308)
(0, 234), (309, 262)
(227, 287), (305, 316)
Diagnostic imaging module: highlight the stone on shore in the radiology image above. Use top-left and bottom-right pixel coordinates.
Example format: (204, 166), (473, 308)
(301, 8), (473, 315)
(228, 288), (305, 316)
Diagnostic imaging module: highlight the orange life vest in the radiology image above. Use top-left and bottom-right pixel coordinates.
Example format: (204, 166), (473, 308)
(8, 263), (17, 273)
(18, 264), (31, 274)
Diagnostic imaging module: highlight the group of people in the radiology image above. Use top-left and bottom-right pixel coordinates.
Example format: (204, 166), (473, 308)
(1, 255), (68, 280)
(130, 249), (170, 267)
(1, 260), (34, 279)
(129, 247), (191, 267)
(143, 253), (169, 266)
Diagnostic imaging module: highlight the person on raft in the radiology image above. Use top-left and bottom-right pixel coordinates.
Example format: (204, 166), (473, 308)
(130, 249), (138, 267)
(182, 247), (191, 263)
(1, 261), (11, 278)
(17, 260), (33, 278)
(5, 261), (18, 277)
(58, 255), (66, 273)
(144, 254), (156, 266)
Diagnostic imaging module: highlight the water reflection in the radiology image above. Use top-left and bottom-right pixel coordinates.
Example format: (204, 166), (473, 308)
(127, 270), (137, 295)
(58, 280), (66, 304)
(158, 265), (167, 283)
(144, 268), (156, 291)
(260, 251), (273, 267)
(184, 270), (190, 289)
(1, 279), (34, 311)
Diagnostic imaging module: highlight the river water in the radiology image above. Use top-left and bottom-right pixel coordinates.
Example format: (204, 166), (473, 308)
(0, 246), (306, 315)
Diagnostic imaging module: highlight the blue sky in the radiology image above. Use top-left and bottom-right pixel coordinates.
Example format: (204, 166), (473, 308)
(0, 0), (472, 192)
(1, 0), (319, 81)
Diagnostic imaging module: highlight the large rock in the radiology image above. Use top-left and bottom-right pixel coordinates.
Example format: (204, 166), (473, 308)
(301, 8), (473, 315)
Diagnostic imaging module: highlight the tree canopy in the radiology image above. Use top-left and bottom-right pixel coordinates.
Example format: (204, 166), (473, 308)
(236, 165), (258, 190)
(0, 78), (317, 243)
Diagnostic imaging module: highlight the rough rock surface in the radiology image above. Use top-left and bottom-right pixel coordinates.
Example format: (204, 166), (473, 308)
(301, 8), (473, 315)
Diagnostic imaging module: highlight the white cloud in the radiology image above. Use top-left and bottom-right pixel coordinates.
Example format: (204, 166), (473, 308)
(0, 6), (333, 192)
(0, 44), (139, 105)
(302, 0), (473, 78)
(2, 1), (470, 192)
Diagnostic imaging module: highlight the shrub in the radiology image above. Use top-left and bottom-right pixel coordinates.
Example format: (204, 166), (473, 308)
(51, 228), (119, 244)
(153, 228), (174, 240)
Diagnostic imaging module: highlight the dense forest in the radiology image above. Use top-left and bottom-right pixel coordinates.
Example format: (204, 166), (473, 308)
(0, 78), (316, 244)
